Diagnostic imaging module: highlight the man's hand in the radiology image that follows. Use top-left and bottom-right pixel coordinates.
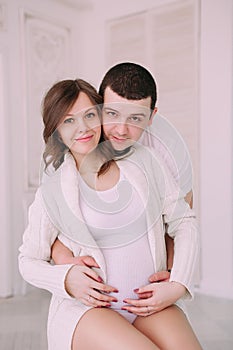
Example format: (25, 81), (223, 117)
(149, 270), (170, 283)
(60, 255), (100, 268)
(51, 238), (99, 268)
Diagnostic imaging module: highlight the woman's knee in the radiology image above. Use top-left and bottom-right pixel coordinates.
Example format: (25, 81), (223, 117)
(134, 305), (202, 350)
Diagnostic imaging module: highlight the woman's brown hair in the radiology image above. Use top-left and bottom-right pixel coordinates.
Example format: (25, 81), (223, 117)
(42, 79), (111, 173)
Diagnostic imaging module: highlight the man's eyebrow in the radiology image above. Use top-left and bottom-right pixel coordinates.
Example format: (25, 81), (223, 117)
(103, 106), (148, 117)
(129, 113), (146, 117)
(103, 106), (119, 112)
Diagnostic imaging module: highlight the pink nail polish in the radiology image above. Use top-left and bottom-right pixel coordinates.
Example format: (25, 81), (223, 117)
(134, 288), (139, 293)
(98, 276), (103, 282)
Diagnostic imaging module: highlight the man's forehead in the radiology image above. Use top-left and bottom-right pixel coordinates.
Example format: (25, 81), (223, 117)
(103, 87), (151, 111)
(103, 101), (151, 115)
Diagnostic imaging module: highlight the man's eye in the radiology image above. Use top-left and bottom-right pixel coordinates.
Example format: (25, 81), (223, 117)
(129, 116), (142, 122)
(85, 112), (96, 119)
(107, 111), (117, 117)
(64, 117), (75, 124)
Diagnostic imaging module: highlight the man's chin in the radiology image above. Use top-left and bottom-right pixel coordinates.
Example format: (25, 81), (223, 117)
(109, 140), (133, 151)
(112, 144), (131, 152)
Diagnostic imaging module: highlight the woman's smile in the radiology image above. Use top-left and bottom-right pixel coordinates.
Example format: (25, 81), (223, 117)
(74, 134), (94, 142)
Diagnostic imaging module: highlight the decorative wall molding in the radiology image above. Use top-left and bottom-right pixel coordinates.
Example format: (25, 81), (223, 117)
(0, 4), (6, 31)
(0, 49), (12, 297)
(50, 0), (93, 11)
(21, 10), (72, 190)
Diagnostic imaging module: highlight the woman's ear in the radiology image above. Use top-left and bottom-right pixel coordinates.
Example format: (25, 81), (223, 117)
(148, 107), (158, 126)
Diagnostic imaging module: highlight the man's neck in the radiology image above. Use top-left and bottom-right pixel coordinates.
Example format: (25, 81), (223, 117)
(113, 146), (134, 160)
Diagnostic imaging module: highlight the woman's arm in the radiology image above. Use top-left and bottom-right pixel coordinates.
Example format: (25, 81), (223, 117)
(19, 188), (118, 306)
(18, 188), (75, 299)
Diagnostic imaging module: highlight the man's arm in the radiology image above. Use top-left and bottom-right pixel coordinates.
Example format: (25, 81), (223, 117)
(51, 238), (99, 268)
(151, 189), (193, 282)
(185, 189), (193, 209)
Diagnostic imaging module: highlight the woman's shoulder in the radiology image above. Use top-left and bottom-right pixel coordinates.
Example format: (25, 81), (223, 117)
(41, 153), (76, 186)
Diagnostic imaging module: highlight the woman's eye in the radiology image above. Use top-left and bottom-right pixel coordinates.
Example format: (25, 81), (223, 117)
(64, 117), (75, 124)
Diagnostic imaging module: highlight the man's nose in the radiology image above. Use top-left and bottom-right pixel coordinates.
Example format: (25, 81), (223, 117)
(115, 120), (128, 135)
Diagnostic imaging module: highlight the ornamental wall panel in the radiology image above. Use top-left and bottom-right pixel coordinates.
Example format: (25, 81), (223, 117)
(22, 11), (72, 189)
(106, 13), (147, 66)
(0, 4), (6, 31)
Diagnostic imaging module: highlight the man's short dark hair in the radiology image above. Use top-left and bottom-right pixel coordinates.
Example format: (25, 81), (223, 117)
(99, 62), (157, 110)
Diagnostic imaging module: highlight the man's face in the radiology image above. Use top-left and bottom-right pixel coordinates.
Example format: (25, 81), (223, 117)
(102, 87), (157, 151)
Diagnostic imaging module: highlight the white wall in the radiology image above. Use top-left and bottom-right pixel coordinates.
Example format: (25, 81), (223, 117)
(199, 0), (233, 298)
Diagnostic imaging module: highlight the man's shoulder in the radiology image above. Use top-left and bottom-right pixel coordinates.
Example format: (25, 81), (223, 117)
(140, 113), (182, 147)
(138, 114), (193, 193)
(129, 144), (167, 173)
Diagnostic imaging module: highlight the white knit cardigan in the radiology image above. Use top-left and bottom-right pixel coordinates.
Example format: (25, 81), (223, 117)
(18, 146), (199, 350)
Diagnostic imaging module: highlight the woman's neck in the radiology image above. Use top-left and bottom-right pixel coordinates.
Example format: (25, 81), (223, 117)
(74, 149), (105, 174)
(71, 150), (120, 191)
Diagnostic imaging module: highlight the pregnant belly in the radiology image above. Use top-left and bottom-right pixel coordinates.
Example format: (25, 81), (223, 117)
(101, 235), (155, 311)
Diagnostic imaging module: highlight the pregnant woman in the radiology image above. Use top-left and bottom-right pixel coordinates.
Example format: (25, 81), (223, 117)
(19, 78), (202, 350)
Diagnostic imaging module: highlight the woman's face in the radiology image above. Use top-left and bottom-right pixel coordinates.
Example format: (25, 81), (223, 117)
(58, 92), (101, 163)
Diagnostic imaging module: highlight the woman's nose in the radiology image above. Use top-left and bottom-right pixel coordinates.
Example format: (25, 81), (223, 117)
(76, 117), (88, 133)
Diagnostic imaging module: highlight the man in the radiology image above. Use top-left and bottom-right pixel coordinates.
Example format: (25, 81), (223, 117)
(99, 62), (193, 277)
(99, 62), (193, 206)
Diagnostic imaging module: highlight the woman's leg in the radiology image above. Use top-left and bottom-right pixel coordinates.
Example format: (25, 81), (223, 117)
(72, 308), (159, 350)
(133, 305), (202, 350)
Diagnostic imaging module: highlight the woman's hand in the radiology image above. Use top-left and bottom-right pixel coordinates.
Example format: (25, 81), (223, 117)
(65, 264), (118, 307)
(121, 281), (186, 316)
